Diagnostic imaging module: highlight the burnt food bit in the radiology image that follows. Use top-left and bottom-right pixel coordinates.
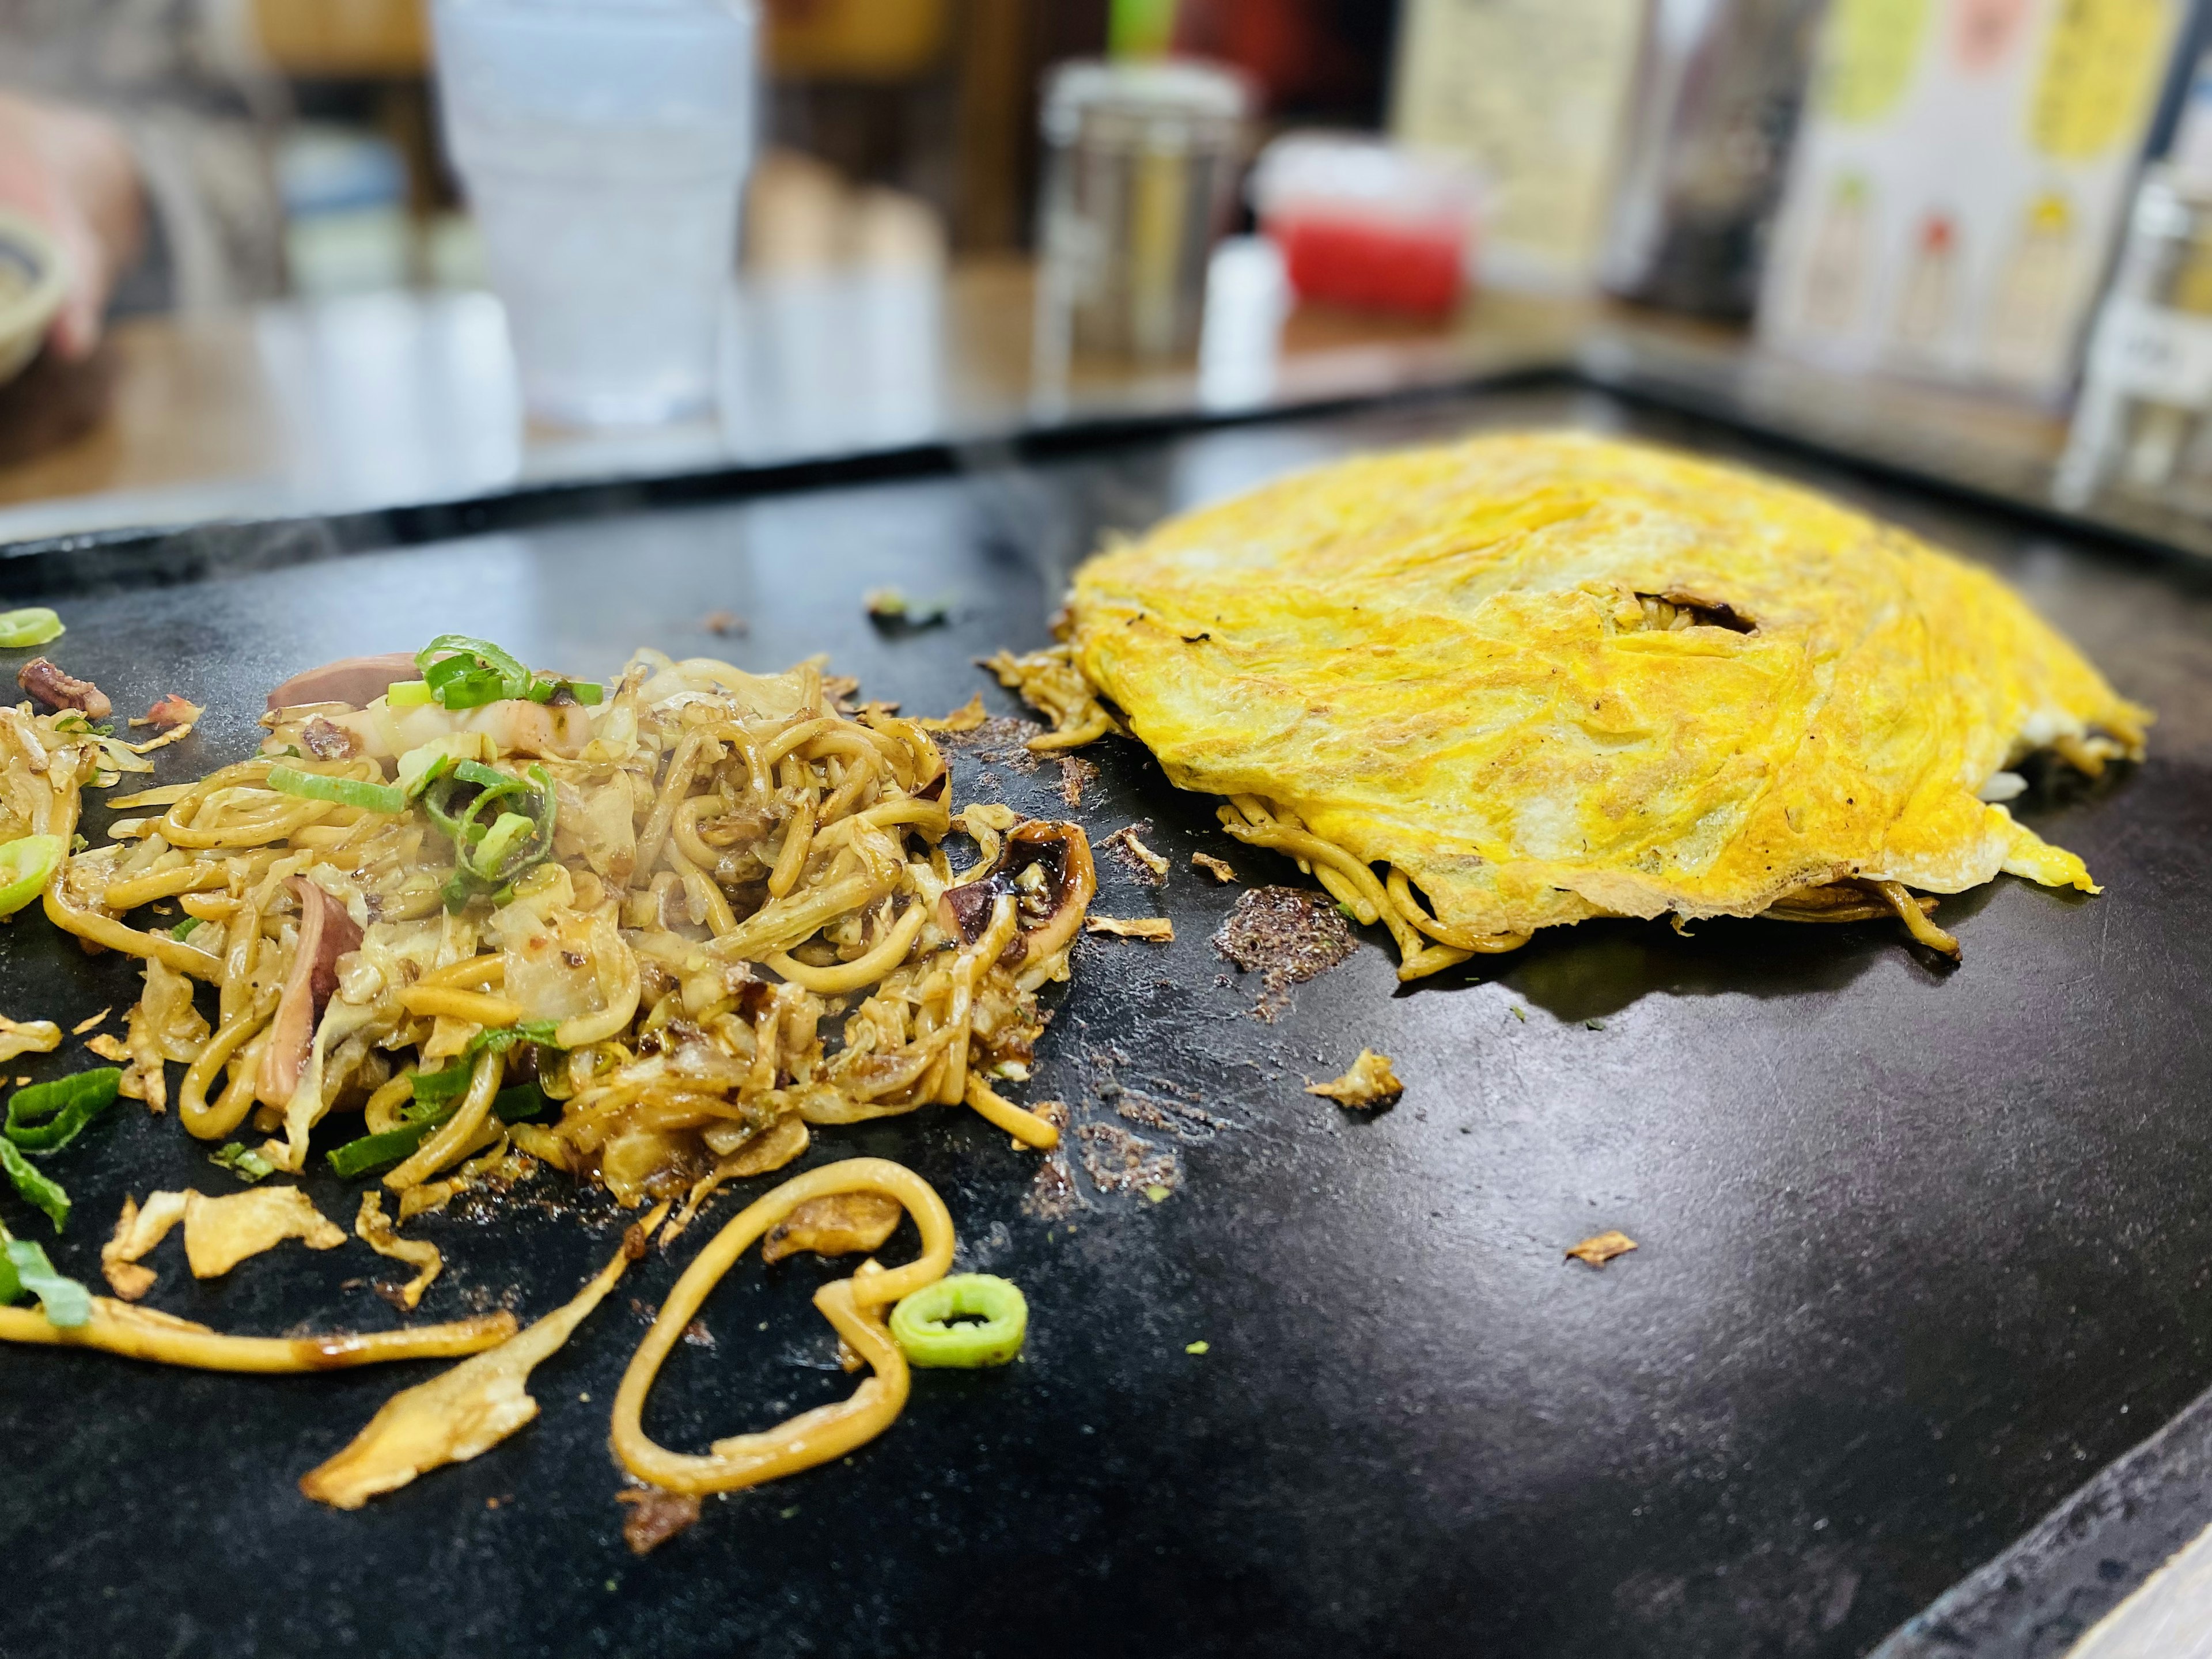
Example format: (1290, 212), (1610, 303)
(618, 1487), (703, 1555)
(1213, 885), (1357, 1022)
(18, 658), (111, 719)
(301, 717), (359, 760)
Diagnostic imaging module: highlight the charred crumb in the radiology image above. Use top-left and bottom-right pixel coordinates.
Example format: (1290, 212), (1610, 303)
(682, 1320), (715, 1349)
(447, 1181), (626, 1233)
(459, 1282), (527, 1315)
(628, 1297), (658, 1321)
(702, 609), (748, 637)
(1214, 886), (1357, 1021)
(1058, 755), (1097, 807)
(1191, 851), (1238, 883)
(1077, 1122), (1181, 1197)
(945, 715), (1047, 774)
(369, 1279), (416, 1313)
(622, 1219), (652, 1260)
(618, 1487), (703, 1555)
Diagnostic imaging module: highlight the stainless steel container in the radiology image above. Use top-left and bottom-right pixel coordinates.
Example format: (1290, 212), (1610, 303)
(2055, 165), (2212, 509)
(1035, 58), (1251, 362)
(1599, 0), (1824, 318)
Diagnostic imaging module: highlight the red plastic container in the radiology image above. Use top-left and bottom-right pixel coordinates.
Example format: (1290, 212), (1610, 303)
(1251, 134), (1480, 316)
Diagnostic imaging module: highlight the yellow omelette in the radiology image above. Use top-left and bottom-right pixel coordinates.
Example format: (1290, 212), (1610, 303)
(1064, 431), (2149, 965)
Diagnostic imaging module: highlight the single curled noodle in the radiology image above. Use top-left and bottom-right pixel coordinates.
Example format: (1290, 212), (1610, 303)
(609, 1157), (953, 1494)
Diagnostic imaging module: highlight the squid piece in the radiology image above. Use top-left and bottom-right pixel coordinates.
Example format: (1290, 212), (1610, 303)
(259, 877), (362, 1105)
(937, 821), (1096, 984)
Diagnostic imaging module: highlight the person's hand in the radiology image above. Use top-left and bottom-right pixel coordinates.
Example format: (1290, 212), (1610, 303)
(0, 93), (145, 361)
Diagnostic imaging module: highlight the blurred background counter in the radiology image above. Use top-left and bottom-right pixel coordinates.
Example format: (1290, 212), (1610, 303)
(0, 269), (2069, 551)
(1, 0), (2210, 557)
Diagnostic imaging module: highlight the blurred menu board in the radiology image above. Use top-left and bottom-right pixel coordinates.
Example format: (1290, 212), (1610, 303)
(1759, 0), (2186, 400)
(1389, 0), (1645, 292)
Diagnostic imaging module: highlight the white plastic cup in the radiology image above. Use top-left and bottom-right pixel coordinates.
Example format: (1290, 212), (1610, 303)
(431, 0), (757, 426)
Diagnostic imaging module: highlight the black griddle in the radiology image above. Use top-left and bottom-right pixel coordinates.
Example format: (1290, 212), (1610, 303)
(2, 383), (2210, 1659)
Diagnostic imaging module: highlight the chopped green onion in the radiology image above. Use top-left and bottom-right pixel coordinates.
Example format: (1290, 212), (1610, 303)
(425, 763), (557, 910)
(419, 635), (533, 710)
(0, 834), (65, 918)
(3, 1067), (121, 1153)
(210, 1141), (275, 1183)
(451, 759), (511, 790)
(0, 1237), (89, 1327)
(474, 811), (535, 875)
(889, 1274), (1028, 1368)
(403, 1024), (559, 1108)
(434, 666), (509, 711)
(172, 917), (200, 942)
(0, 1138), (70, 1232)
(384, 679), (435, 708)
(420, 634), (530, 687)
(493, 1080), (549, 1122)
(395, 737), (479, 800)
(0, 608), (64, 649)
(325, 1076), (550, 1179)
(266, 766), (406, 815)
(325, 1122), (430, 1181)
(415, 635), (601, 712)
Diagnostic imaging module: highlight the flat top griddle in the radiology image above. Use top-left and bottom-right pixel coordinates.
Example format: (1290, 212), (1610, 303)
(2, 384), (2209, 1659)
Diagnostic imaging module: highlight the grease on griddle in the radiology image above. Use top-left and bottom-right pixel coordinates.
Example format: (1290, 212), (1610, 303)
(945, 715), (1047, 774)
(1077, 1122), (1181, 1197)
(1115, 1090), (1228, 1142)
(1058, 755), (1096, 806)
(1022, 1100), (1081, 1219)
(1213, 886), (1356, 1022)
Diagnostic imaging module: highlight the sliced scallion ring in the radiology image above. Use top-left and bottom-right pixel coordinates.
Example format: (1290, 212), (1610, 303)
(385, 679), (435, 709)
(473, 810), (535, 875)
(889, 1273), (1028, 1368)
(0, 835), (66, 917)
(266, 766), (406, 815)
(0, 608), (64, 649)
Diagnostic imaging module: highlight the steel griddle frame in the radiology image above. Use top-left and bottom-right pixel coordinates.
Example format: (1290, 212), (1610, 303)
(1, 370), (2210, 1658)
